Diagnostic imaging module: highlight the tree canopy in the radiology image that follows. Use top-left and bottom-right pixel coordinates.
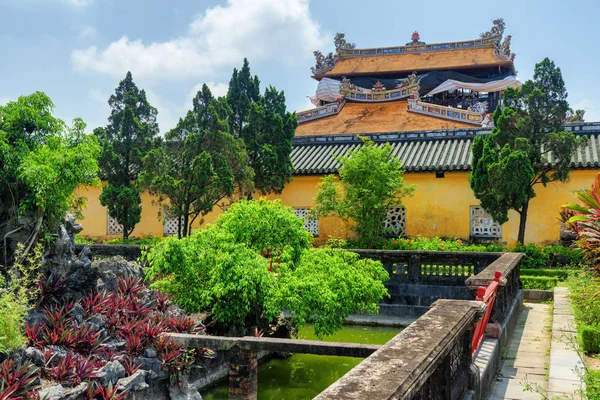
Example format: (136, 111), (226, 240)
(96, 71), (158, 239)
(138, 84), (253, 237)
(0, 92), (100, 263)
(145, 199), (388, 338)
(226, 59), (297, 196)
(470, 58), (586, 243)
(312, 138), (415, 248)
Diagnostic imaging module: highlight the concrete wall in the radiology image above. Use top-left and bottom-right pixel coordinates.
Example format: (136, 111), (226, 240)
(75, 170), (598, 246)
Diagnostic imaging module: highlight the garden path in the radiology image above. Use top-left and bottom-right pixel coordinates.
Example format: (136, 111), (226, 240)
(488, 303), (551, 400)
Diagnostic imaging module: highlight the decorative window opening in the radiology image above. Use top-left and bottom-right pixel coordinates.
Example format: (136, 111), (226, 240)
(436, 172), (445, 179)
(470, 206), (502, 238)
(163, 209), (185, 236)
(294, 208), (319, 237)
(383, 207), (407, 237)
(107, 214), (124, 236)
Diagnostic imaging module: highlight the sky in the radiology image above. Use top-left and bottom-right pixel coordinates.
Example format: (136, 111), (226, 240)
(1, 0), (599, 134)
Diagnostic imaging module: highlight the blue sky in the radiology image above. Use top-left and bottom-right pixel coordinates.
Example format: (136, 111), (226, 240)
(1, 0), (599, 133)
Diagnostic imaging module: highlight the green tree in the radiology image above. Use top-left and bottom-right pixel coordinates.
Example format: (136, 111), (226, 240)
(138, 84), (253, 237)
(312, 138), (415, 248)
(96, 72), (158, 239)
(226, 58), (260, 138)
(144, 200), (388, 338)
(470, 58), (586, 244)
(226, 59), (297, 196)
(0, 92), (101, 263)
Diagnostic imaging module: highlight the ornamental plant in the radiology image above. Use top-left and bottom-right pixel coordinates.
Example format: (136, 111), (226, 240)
(145, 199), (389, 337)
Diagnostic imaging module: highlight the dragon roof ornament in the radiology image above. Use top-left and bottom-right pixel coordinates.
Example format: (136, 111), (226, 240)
(311, 19), (514, 77)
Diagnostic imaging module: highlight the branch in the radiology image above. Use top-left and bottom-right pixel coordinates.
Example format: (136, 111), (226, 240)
(16, 216), (43, 264)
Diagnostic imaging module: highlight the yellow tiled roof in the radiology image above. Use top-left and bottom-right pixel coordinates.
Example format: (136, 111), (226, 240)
(321, 47), (512, 78)
(295, 101), (474, 136)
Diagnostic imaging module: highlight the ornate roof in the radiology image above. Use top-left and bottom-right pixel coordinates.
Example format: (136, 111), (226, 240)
(311, 19), (515, 78)
(295, 100), (474, 136)
(291, 123), (600, 175)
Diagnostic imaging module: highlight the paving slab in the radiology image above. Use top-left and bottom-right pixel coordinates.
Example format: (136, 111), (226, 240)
(488, 303), (550, 399)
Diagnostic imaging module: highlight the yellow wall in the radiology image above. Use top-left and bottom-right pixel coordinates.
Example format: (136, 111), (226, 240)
(75, 170), (598, 246)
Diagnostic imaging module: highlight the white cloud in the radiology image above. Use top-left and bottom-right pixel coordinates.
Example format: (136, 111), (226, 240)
(71, 0), (326, 80)
(572, 99), (599, 122)
(61, 0), (94, 6)
(77, 25), (97, 41)
(184, 81), (229, 110)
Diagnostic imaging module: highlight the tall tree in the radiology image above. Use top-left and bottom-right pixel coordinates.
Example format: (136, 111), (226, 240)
(138, 84), (253, 237)
(96, 72), (158, 239)
(312, 138), (415, 248)
(226, 58), (260, 138)
(470, 58), (586, 244)
(0, 92), (100, 263)
(227, 60), (297, 196)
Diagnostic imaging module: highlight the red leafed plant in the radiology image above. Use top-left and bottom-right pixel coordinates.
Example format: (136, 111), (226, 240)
(118, 277), (145, 298)
(24, 323), (45, 349)
(164, 316), (204, 334)
(0, 359), (40, 400)
(121, 358), (140, 376)
(85, 382), (127, 400)
(37, 272), (69, 307)
(563, 172), (600, 273)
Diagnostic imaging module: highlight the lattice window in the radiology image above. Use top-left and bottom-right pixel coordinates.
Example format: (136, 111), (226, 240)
(470, 206), (502, 238)
(163, 209), (185, 236)
(383, 207), (406, 237)
(294, 208), (319, 237)
(107, 214), (124, 235)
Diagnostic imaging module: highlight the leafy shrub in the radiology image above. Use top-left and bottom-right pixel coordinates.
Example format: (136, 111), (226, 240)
(567, 273), (600, 328)
(520, 276), (558, 290)
(273, 248), (389, 337)
(580, 325), (600, 353)
(0, 359), (40, 399)
(103, 235), (161, 246)
(145, 215), (390, 337)
(0, 244), (43, 352)
(514, 244), (584, 269)
(213, 199), (312, 266)
(381, 237), (505, 252)
(520, 269), (572, 280)
(146, 228), (278, 326)
(587, 369), (600, 400)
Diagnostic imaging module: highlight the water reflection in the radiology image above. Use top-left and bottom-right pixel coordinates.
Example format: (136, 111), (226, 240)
(202, 324), (401, 400)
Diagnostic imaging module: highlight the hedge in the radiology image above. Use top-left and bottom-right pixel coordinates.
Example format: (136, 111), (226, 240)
(580, 325), (600, 354)
(520, 276), (558, 290)
(520, 269), (572, 280)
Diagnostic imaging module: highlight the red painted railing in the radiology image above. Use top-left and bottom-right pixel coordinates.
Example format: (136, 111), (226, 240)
(471, 270), (501, 356)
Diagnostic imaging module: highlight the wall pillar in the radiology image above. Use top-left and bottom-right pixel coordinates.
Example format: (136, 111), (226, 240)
(229, 348), (258, 400)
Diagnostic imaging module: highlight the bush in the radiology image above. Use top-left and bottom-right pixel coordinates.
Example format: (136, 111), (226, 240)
(0, 245), (43, 353)
(380, 237), (505, 252)
(213, 199), (312, 266)
(514, 243), (584, 269)
(273, 248), (389, 337)
(520, 276), (558, 290)
(580, 325), (600, 353)
(587, 369), (600, 400)
(567, 273), (600, 328)
(520, 269), (572, 280)
(146, 228), (278, 327)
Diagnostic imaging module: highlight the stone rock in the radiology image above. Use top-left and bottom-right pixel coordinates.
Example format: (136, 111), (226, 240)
(87, 314), (106, 332)
(117, 370), (149, 392)
(71, 303), (85, 324)
(63, 382), (88, 400)
(168, 375), (203, 400)
(45, 345), (68, 365)
(167, 305), (186, 318)
(138, 288), (158, 305)
(134, 357), (167, 380)
(94, 257), (144, 292)
(25, 347), (45, 368)
(96, 360), (126, 386)
(142, 348), (157, 358)
(26, 310), (46, 327)
(39, 384), (66, 400)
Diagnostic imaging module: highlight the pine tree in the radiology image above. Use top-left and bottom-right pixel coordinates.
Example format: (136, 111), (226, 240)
(97, 72), (158, 239)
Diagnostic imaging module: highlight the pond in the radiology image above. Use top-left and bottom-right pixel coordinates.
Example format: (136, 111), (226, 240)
(201, 324), (401, 400)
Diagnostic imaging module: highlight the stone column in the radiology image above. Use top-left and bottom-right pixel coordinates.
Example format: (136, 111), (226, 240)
(229, 348), (258, 400)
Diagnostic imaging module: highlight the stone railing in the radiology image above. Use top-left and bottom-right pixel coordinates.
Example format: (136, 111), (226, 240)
(466, 252), (522, 326)
(350, 250), (502, 286)
(315, 299), (483, 399)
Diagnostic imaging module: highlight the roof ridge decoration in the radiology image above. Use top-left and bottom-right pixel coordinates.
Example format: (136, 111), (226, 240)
(297, 100), (346, 123)
(407, 91), (493, 127)
(311, 19), (514, 77)
(338, 73), (420, 103)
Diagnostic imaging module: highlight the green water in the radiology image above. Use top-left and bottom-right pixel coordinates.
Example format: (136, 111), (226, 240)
(201, 325), (400, 400)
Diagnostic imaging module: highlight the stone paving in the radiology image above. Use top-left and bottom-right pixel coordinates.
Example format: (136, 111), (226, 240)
(488, 303), (551, 399)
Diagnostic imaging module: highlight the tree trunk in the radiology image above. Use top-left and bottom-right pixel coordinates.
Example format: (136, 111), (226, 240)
(517, 200), (530, 244)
